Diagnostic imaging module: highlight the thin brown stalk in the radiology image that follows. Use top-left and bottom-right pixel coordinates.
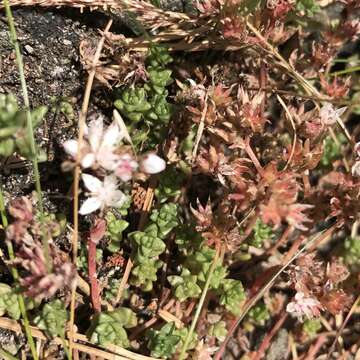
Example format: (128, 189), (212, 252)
(0, 317), (158, 360)
(192, 92), (208, 162)
(304, 335), (327, 360)
(250, 312), (288, 360)
(277, 95), (297, 171)
(68, 19), (113, 355)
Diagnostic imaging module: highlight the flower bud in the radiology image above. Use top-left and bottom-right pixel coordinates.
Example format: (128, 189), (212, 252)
(140, 153), (166, 174)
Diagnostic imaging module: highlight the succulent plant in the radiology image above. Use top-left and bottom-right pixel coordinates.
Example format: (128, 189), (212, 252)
(131, 257), (163, 291)
(219, 279), (246, 315)
(87, 308), (137, 348)
(146, 94), (172, 123)
(147, 322), (196, 359)
(168, 268), (202, 301)
(145, 67), (173, 95)
(303, 319), (322, 337)
(248, 219), (274, 248)
(33, 300), (68, 338)
(147, 44), (173, 68)
(114, 87), (151, 122)
(247, 302), (270, 326)
(0, 93), (47, 158)
(186, 246), (227, 289)
(149, 203), (179, 239)
(105, 212), (129, 253)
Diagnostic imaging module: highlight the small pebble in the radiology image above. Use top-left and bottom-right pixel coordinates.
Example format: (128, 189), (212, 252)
(24, 44), (34, 54)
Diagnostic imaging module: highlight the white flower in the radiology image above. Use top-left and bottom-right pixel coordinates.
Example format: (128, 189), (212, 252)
(352, 161), (360, 177)
(286, 292), (323, 320)
(140, 153), (166, 174)
(79, 174), (127, 215)
(63, 117), (124, 170)
(114, 154), (139, 182)
(319, 103), (347, 125)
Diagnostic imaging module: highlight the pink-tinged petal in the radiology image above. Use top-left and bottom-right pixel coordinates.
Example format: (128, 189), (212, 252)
(97, 148), (120, 171)
(102, 121), (121, 148)
(82, 174), (102, 192)
(79, 197), (102, 215)
(88, 117), (104, 152)
(63, 140), (78, 157)
(81, 153), (96, 168)
(140, 153), (166, 174)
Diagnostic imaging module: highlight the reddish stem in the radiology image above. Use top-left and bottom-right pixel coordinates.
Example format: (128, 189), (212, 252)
(88, 238), (101, 313)
(250, 312), (288, 360)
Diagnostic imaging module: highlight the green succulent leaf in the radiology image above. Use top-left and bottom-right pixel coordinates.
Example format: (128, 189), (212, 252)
(0, 283), (21, 320)
(87, 308), (137, 348)
(33, 300), (68, 338)
(105, 212), (129, 252)
(146, 94), (172, 123)
(147, 44), (173, 68)
(168, 268), (202, 301)
(150, 203), (179, 239)
(114, 87), (151, 123)
(320, 134), (346, 167)
(248, 219), (274, 248)
(131, 258), (163, 291)
(209, 321), (228, 341)
(155, 166), (183, 203)
(147, 322), (196, 359)
(219, 279), (246, 315)
(343, 237), (360, 266)
(303, 319), (322, 337)
(247, 302), (270, 326)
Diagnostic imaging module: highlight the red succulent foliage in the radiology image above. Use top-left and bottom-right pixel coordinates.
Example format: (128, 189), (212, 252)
(266, 0), (295, 22)
(221, 16), (248, 41)
(320, 75), (350, 99)
(260, 170), (313, 230)
(288, 254), (352, 316)
(6, 197), (77, 301)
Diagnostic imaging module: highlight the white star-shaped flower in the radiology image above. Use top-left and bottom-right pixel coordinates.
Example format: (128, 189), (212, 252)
(79, 174), (127, 215)
(319, 102), (347, 125)
(63, 116), (124, 171)
(286, 292), (323, 320)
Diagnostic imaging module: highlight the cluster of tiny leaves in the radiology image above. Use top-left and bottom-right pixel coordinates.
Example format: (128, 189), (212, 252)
(302, 319), (322, 337)
(87, 308), (137, 348)
(0, 93), (47, 158)
(248, 219), (274, 248)
(320, 134), (346, 167)
(106, 211), (129, 253)
(154, 166), (184, 203)
(208, 321), (228, 341)
(0, 283), (22, 320)
(33, 300), (68, 338)
(114, 44), (173, 149)
(146, 322), (197, 359)
(130, 203), (179, 291)
(247, 302), (270, 326)
(219, 279), (246, 315)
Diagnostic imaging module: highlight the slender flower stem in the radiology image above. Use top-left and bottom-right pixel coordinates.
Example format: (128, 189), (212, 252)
(178, 245), (221, 360)
(3, 0), (52, 272)
(0, 185), (39, 360)
(68, 19), (113, 355)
